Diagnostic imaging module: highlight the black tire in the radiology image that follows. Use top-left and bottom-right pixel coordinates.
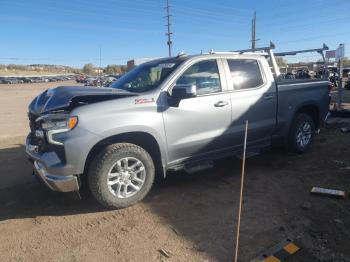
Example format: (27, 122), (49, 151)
(288, 113), (315, 153)
(88, 143), (155, 209)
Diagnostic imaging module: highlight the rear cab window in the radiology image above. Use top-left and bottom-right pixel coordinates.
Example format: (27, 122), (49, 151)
(226, 59), (264, 90)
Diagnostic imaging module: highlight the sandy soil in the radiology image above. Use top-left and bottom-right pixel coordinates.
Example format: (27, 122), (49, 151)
(0, 83), (350, 262)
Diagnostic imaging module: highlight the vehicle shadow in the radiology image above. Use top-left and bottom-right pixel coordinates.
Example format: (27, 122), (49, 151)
(145, 159), (243, 260)
(0, 143), (242, 222)
(0, 143), (290, 261)
(0, 143), (34, 190)
(0, 148), (245, 261)
(0, 144), (106, 219)
(144, 152), (295, 261)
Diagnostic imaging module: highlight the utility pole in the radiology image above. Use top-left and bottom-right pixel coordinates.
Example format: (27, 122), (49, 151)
(99, 47), (102, 79)
(165, 0), (173, 57)
(337, 57), (343, 109)
(251, 12), (259, 52)
(336, 43), (345, 110)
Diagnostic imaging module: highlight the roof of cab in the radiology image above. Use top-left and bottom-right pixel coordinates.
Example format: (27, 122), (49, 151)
(142, 51), (268, 65)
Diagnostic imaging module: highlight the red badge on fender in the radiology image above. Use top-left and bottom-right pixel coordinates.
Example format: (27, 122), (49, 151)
(135, 98), (155, 104)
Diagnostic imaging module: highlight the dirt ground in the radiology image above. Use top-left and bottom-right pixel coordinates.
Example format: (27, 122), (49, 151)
(0, 82), (350, 262)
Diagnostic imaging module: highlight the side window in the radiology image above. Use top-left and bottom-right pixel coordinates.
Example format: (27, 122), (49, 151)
(227, 59), (264, 90)
(176, 60), (221, 95)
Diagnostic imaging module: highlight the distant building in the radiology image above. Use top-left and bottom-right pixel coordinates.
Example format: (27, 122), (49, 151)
(127, 57), (161, 71)
(94, 68), (103, 74)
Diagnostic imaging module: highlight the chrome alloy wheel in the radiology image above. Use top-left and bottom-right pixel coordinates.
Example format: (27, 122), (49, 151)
(296, 122), (312, 148)
(107, 157), (146, 198)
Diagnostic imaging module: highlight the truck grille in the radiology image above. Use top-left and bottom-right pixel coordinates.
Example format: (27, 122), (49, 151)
(28, 112), (46, 151)
(27, 112), (66, 164)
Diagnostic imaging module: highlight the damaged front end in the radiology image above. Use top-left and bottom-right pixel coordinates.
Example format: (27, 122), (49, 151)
(28, 85), (138, 152)
(26, 85), (138, 193)
(29, 85), (138, 115)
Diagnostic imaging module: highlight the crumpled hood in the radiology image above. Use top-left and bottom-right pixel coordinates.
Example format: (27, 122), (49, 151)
(29, 86), (138, 115)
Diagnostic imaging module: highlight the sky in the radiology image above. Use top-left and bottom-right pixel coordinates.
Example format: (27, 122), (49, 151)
(0, 0), (349, 67)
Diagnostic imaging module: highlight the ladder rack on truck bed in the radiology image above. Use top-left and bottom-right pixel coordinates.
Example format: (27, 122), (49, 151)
(232, 42), (329, 79)
(232, 41), (281, 77)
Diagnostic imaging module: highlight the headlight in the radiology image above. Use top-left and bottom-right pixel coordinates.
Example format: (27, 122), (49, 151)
(40, 116), (78, 145)
(41, 116), (78, 131)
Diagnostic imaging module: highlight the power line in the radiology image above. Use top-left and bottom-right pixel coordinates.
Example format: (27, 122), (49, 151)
(165, 0), (173, 57)
(9, 0), (347, 36)
(9, 0), (248, 23)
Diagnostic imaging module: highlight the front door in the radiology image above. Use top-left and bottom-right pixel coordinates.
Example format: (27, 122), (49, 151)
(162, 59), (232, 165)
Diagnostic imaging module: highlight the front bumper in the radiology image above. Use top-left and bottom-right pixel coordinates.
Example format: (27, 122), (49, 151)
(34, 161), (79, 192)
(26, 135), (80, 192)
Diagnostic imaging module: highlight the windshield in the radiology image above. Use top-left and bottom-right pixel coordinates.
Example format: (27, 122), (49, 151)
(111, 59), (183, 92)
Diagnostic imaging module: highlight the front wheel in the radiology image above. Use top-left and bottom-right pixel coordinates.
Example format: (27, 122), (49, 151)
(288, 113), (315, 153)
(88, 143), (155, 209)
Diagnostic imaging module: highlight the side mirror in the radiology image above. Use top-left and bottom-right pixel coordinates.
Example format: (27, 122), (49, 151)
(171, 84), (197, 100)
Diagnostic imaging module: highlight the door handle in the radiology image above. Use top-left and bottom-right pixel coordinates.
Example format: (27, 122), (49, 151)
(263, 95), (274, 100)
(214, 101), (229, 107)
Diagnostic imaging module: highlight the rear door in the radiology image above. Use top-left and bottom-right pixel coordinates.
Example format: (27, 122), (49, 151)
(223, 57), (277, 148)
(162, 59), (232, 164)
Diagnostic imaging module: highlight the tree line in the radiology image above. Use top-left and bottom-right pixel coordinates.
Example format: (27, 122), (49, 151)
(0, 63), (127, 75)
(82, 64), (127, 75)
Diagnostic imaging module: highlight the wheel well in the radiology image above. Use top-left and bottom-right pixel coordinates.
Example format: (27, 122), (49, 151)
(296, 104), (319, 128)
(84, 132), (164, 177)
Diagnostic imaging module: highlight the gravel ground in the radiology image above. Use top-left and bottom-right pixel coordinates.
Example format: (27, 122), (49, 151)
(0, 82), (350, 262)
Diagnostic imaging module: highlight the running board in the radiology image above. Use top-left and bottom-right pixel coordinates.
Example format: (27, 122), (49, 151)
(184, 160), (214, 174)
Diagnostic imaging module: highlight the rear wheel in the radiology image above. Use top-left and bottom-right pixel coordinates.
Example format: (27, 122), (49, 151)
(88, 143), (155, 209)
(288, 113), (315, 153)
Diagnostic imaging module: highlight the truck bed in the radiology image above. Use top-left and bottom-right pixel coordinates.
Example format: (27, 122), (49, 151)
(273, 79), (330, 140)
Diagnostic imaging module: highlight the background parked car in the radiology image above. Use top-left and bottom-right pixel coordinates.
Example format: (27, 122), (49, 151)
(47, 77), (57, 82)
(30, 77), (42, 83)
(3, 77), (19, 84)
(76, 75), (86, 83)
(18, 77), (33, 83)
(84, 77), (96, 86)
(103, 76), (117, 87)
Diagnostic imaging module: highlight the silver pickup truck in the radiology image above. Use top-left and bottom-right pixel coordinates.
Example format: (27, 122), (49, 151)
(26, 50), (330, 208)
